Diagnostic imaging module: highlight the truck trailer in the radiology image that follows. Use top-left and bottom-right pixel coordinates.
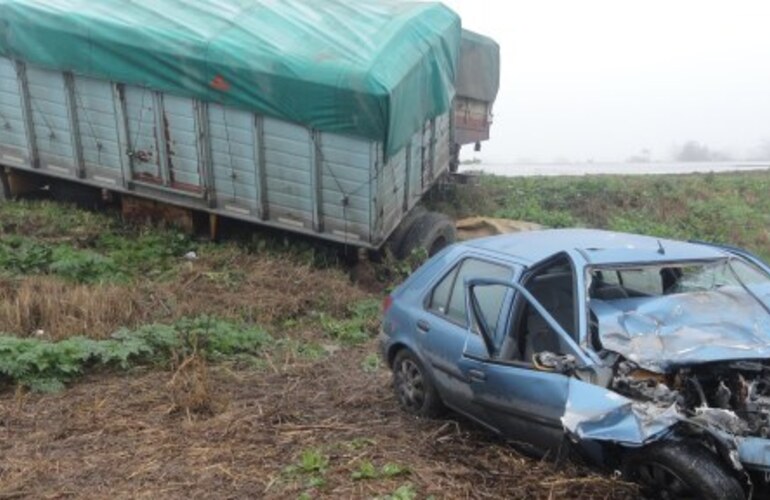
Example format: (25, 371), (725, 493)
(0, 0), (499, 257)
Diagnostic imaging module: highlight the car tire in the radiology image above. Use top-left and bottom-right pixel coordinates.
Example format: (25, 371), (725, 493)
(623, 441), (745, 500)
(392, 349), (444, 418)
(395, 211), (456, 260)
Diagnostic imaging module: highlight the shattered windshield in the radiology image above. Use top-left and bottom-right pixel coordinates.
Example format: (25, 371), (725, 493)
(587, 258), (770, 372)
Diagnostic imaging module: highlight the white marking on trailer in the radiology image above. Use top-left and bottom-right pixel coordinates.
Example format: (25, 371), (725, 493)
(0, 154), (24, 165)
(46, 164), (71, 174)
(224, 205), (251, 216)
(277, 217), (306, 228)
(92, 176), (117, 185)
(331, 230), (360, 241)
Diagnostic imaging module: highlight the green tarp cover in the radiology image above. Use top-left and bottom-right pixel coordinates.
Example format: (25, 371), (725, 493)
(0, 0), (461, 157)
(457, 29), (500, 103)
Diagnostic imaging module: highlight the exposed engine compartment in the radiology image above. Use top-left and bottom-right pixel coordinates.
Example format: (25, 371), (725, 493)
(613, 360), (770, 439)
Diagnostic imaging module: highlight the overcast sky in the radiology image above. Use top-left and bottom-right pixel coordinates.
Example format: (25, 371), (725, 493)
(442, 0), (770, 163)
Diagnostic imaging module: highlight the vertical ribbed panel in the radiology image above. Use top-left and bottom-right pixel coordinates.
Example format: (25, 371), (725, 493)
(262, 118), (313, 227)
(26, 66), (76, 173)
(72, 76), (122, 180)
(123, 85), (162, 182)
(162, 94), (202, 192)
(0, 58), (29, 165)
(318, 133), (372, 240)
(208, 104), (260, 212)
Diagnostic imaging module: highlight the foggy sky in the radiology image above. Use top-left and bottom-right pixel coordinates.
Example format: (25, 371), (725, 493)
(442, 0), (770, 163)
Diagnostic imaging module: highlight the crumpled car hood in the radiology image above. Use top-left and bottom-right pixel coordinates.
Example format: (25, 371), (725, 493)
(591, 284), (770, 373)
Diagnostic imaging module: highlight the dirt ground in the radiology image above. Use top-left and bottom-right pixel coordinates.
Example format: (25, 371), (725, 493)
(0, 200), (639, 499)
(0, 340), (637, 500)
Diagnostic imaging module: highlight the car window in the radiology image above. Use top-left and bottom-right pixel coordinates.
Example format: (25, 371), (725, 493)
(618, 268), (663, 295)
(428, 258), (513, 332)
(428, 266), (459, 314)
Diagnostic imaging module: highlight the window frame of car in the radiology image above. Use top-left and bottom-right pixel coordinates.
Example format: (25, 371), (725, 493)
(423, 253), (521, 338)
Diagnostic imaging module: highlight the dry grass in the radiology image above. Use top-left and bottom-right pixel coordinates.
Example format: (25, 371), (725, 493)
(0, 342), (638, 499)
(0, 251), (367, 340)
(0, 276), (145, 339)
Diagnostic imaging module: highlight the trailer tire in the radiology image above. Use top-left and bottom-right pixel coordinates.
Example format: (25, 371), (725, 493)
(396, 211), (456, 260)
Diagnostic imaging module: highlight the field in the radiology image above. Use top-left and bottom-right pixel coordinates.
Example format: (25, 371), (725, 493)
(3, 170), (768, 499)
(431, 170), (770, 260)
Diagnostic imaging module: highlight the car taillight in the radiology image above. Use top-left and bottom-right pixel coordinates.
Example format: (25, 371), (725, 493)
(382, 295), (394, 314)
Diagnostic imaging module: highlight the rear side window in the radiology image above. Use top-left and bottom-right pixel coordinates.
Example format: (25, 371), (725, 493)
(428, 258), (513, 331)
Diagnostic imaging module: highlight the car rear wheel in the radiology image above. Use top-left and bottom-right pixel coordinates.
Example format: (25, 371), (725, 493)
(392, 350), (444, 418)
(623, 441), (745, 500)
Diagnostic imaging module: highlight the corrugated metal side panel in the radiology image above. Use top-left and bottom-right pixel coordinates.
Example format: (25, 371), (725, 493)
(376, 112), (451, 245)
(407, 128), (423, 210)
(262, 118), (313, 227)
(420, 119), (434, 189)
(0, 58), (29, 166)
(72, 75), (123, 181)
(163, 94), (202, 191)
(26, 66), (76, 173)
(123, 85), (162, 182)
(434, 113), (451, 173)
(319, 133), (372, 241)
(379, 147), (407, 242)
(208, 104), (259, 213)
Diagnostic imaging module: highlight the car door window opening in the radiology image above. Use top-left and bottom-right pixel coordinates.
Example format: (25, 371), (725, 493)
(499, 254), (578, 364)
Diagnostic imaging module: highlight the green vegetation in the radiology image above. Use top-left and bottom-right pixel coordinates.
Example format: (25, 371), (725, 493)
(321, 298), (381, 346)
(429, 171), (770, 260)
(352, 461), (410, 481)
(0, 202), (192, 284)
(378, 483), (418, 500)
(285, 448), (331, 498)
(0, 316), (272, 392)
(361, 352), (383, 373)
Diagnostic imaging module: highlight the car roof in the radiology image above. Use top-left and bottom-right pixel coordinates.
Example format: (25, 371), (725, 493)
(465, 228), (727, 265)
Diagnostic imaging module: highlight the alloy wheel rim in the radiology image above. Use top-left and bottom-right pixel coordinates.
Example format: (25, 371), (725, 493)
(396, 358), (425, 411)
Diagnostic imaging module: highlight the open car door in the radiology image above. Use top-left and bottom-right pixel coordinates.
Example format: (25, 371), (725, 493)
(458, 277), (594, 455)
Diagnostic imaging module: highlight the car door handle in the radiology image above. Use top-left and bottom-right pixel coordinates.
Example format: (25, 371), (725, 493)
(468, 369), (486, 382)
(416, 319), (431, 333)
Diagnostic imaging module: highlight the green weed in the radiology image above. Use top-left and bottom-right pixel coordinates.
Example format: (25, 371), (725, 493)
(0, 317), (272, 392)
(361, 353), (383, 373)
(352, 461), (410, 481)
(428, 171), (770, 261)
(378, 483), (418, 500)
(320, 299), (380, 346)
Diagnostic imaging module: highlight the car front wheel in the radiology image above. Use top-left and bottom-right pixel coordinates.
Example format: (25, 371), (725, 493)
(392, 350), (444, 418)
(623, 441), (745, 500)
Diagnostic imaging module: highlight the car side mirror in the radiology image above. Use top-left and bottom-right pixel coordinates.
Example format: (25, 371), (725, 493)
(533, 351), (577, 374)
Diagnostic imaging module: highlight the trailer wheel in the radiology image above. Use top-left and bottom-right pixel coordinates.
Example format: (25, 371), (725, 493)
(396, 211), (456, 260)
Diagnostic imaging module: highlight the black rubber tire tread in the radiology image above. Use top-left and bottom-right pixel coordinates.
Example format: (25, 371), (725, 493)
(385, 205), (427, 258)
(392, 349), (445, 419)
(624, 440), (745, 500)
(396, 211), (456, 260)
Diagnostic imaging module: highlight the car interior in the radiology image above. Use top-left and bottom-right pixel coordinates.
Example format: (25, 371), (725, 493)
(499, 256), (577, 363)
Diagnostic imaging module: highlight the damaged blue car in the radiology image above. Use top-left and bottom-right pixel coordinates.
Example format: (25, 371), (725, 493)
(379, 229), (770, 499)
